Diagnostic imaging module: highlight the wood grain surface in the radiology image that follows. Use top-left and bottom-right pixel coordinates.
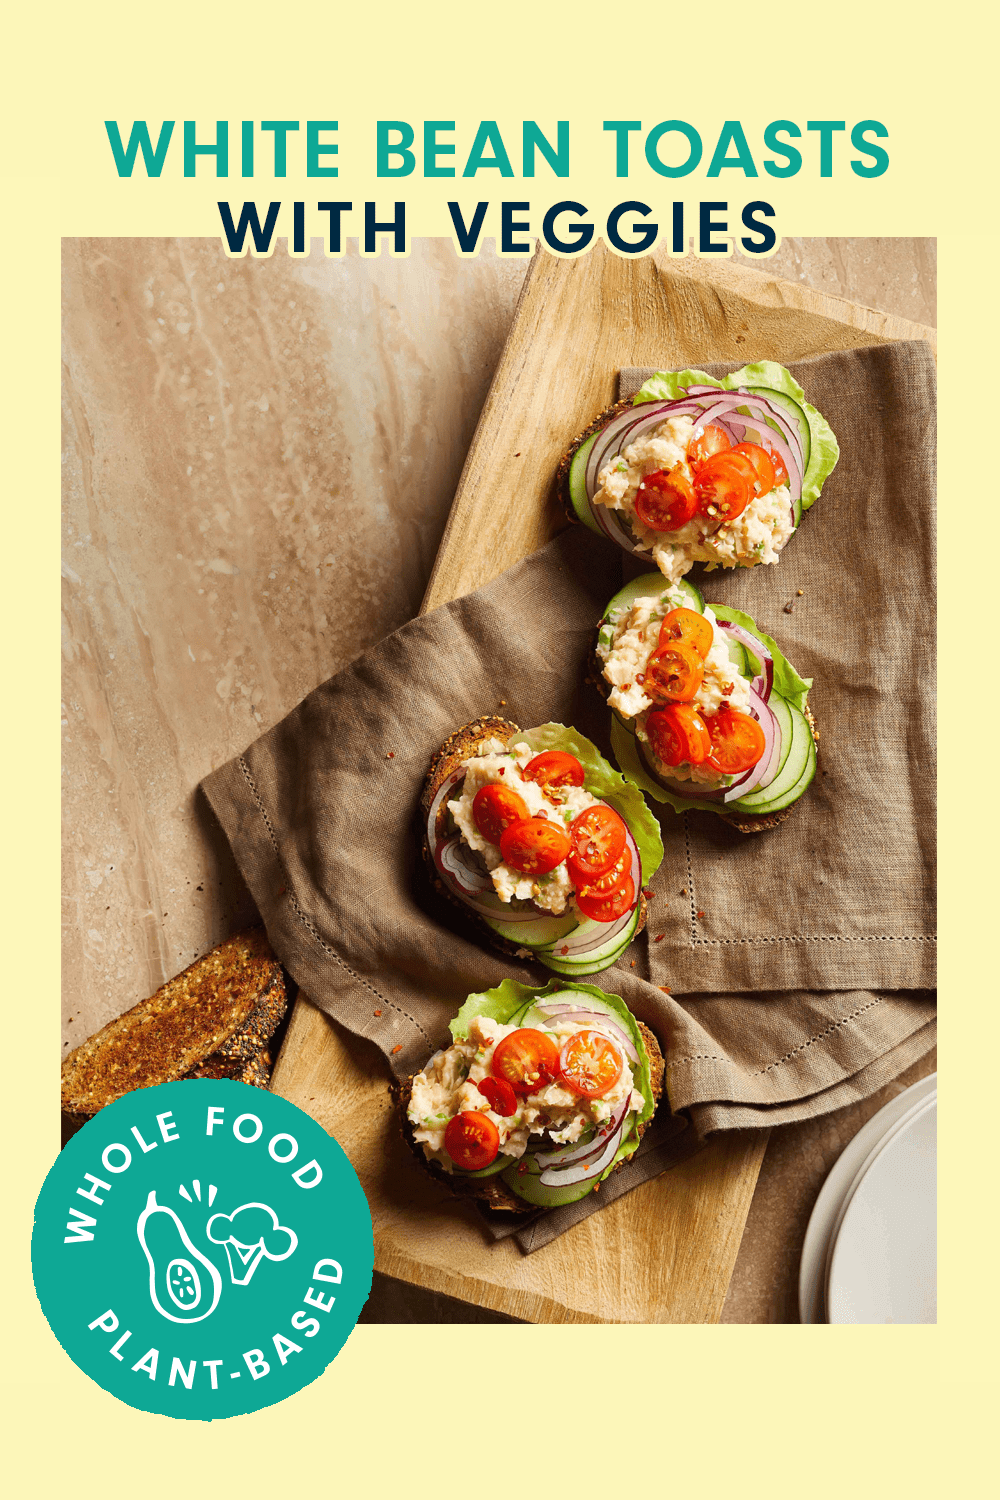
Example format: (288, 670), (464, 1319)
(272, 245), (935, 1323)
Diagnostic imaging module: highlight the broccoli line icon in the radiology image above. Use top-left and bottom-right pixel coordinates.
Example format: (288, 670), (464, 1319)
(206, 1202), (298, 1286)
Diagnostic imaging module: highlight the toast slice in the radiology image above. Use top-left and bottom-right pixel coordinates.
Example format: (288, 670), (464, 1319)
(61, 928), (288, 1116)
(588, 633), (820, 834)
(397, 1020), (665, 1213)
(420, 717), (648, 958)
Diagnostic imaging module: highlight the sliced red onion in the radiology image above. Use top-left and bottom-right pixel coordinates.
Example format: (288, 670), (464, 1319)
(539, 1112), (630, 1185)
(533, 1096), (632, 1171)
(715, 618), (774, 702)
(722, 691), (779, 801)
(534, 1004), (639, 1063)
(557, 826), (642, 954)
(426, 768), (555, 925)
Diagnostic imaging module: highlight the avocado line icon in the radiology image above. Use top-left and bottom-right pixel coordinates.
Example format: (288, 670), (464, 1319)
(136, 1190), (223, 1325)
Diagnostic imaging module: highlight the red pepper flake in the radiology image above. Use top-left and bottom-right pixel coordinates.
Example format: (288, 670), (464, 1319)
(385, 751), (395, 759)
(517, 1160), (529, 1175)
(498, 766), (506, 775)
(659, 985), (672, 994)
(696, 910), (705, 920)
(654, 933), (665, 943)
(373, 1009), (382, 1017)
(560, 945), (569, 956)
(642, 887), (654, 899)
(391, 1044), (402, 1054)
(592, 1181), (600, 1193)
(630, 959), (636, 967)
(514, 452), (521, 458)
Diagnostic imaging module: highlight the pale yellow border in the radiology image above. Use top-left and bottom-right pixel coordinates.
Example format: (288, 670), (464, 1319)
(4, 4), (994, 1494)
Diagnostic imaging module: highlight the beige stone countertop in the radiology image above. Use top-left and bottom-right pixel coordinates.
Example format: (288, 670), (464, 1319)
(62, 236), (936, 1323)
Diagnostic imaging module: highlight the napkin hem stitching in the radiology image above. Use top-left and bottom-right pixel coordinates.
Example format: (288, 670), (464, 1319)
(237, 756), (433, 1047)
(670, 995), (883, 1074)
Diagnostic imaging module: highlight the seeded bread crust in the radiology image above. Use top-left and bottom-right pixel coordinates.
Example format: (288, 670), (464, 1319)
(555, 398), (633, 526)
(61, 929), (288, 1116)
(420, 717), (648, 959)
(588, 628), (820, 835)
(396, 1019), (665, 1213)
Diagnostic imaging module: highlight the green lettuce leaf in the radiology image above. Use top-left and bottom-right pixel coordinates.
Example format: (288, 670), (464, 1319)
(725, 360), (839, 510)
(633, 360), (839, 511)
(450, 977), (656, 1180)
(509, 722), (664, 883)
(711, 605), (812, 712)
(632, 369), (722, 404)
(449, 978), (538, 1040)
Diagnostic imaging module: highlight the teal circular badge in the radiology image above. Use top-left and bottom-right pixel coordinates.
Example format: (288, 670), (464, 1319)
(33, 1080), (373, 1419)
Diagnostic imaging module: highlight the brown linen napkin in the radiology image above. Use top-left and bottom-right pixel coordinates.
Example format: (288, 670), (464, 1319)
(201, 340), (935, 1253)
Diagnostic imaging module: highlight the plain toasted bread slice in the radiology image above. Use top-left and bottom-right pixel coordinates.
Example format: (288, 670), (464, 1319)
(396, 1020), (665, 1213)
(61, 929), (287, 1116)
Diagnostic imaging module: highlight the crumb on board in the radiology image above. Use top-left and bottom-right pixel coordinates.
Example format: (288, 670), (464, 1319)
(783, 603), (794, 614)
(797, 589), (804, 596)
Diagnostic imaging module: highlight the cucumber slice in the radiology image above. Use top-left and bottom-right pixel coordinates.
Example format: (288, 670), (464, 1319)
(455, 1153), (518, 1181)
(568, 433), (602, 534)
(500, 1159), (608, 1208)
(744, 386), (812, 475)
(538, 906), (641, 977)
(730, 703), (811, 813)
(515, 989), (630, 1029)
(766, 691), (794, 783)
(601, 571), (705, 624)
(483, 909), (577, 950)
(733, 728), (816, 816)
(725, 635), (749, 678)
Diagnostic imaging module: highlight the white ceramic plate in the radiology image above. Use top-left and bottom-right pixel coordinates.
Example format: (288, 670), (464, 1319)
(826, 1097), (937, 1324)
(798, 1073), (937, 1324)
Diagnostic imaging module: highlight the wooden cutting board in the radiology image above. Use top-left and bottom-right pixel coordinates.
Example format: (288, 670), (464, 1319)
(272, 246), (935, 1324)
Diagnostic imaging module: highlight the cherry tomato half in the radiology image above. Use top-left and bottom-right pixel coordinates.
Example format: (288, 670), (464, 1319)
(499, 817), (571, 875)
(558, 1029), (625, 1098)
(688, 422), (732, 466)
(567, 804), (628, 882)
(575, 874), (636, 924)
(732, 442), (776, 498)
(444, 1110), (500, 1170)
(492, 1029), (560, 1095)
(645, 641), (705, 704)
(523, 751), (585, 794)
(646, 704), (712, 767)
(634, 466), (698, 533)
(765, 446), (789, 488)
(585, 846), (631, 896)
(706, 708), (766, 774)
(694, 452), (752, 525)
(472, 783), (529, 844)
(477, 1076), (517, 1117)
(658, 606), (714, 660)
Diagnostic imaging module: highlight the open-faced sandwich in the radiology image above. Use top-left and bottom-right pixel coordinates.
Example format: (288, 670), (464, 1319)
(593, 573), (817, 831)
(398, 978), (664, 1211)
(559, 362), (839, 584)
(422, 718), (663, 976)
